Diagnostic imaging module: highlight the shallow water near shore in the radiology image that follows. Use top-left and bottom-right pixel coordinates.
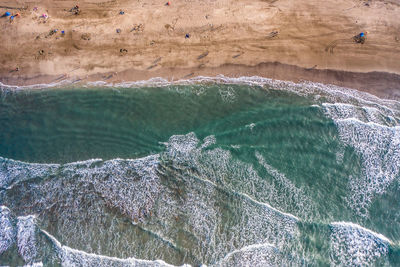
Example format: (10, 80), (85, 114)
(0, 78), (399, 266)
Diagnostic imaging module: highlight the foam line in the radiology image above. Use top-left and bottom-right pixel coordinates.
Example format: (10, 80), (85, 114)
(0, 80), (74, 91)
(330, 222), (392, 244)
(0, 156), (60, 190)
(337, 117), (400, 129)
(23, 262), (43, 267)
(40, 229), (190, 267)
(322, 102), (400, 125)
(1, 75), (399, 106)
(255, 152), (314, 219)
(240, 192), (299, 221)
(183, 169), (299, 221)
(219, 242), (277, 263)
(132, 224), (185, 253)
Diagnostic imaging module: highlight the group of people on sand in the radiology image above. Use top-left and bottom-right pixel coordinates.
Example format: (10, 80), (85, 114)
(1, 4), (370, 74)
(2, 6), (370, 43)
(70, 5), (80, 15)
(2, 11), (20, 23)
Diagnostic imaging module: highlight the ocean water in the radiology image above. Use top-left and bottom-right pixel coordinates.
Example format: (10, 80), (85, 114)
(0, 77), (399, 266)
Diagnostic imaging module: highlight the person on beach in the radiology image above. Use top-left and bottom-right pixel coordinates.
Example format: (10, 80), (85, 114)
(354, 31), (368, 44)
(70, 5), (80, 15)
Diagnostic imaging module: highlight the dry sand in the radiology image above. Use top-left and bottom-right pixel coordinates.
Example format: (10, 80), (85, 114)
(0, 0), (400, 98)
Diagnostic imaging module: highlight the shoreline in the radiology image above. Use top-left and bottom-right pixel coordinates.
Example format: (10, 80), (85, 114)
(1, 62), (400, 100)
(1, 0), (400, 100)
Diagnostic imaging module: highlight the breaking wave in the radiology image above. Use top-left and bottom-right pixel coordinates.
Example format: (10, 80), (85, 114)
(323, 103), (400, 217)
(0, 133), (303, 265)
(330, 222), (392, 266)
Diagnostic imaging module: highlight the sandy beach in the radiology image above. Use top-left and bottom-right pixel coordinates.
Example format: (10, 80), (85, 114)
(2, 1), (400, 266)
(0, 0), (400, 98)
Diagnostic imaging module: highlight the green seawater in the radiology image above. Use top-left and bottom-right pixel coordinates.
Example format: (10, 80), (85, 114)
(0, 82), (399, 266)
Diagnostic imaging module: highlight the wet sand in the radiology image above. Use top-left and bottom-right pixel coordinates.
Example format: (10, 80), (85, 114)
(0, 0), (400, 99)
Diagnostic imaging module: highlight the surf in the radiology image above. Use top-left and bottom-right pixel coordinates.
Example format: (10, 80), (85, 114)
(1, 77), (399, 266)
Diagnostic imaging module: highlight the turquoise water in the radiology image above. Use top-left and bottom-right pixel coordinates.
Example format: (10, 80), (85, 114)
(0, 79), (399, 266)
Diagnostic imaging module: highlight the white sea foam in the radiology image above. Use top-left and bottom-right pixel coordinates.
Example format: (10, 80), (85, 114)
(0, 133), (300, 265)
(0, 206), (15, 255)
(23, 262), (43, 267)
(17, 215), (38, 264)
(330, 222), (391, 266)
(219, 243), (277, 262)
(218, 243), (289, 266)
(0, 154), (171, 262)
(2, 75), (399, 266)
(0, 80), (73, 91)
(1, 130), (396, 266)
(63, 155), (162, 222)
(199, 135), (216, 149)
(2, 75), (399, 109)
(0, 157), (59, 189)
(157, 133), (300, 263)
(163, 133), (300, 221)
(218, 85), (236, 103)
(245, 122), (256, 131)
(1, 155), (161, 222)
(323, 103), (399, 126)
(323, 103), (400, 217)
(82, 76), (400, 115)
(41, 229), (187, 267)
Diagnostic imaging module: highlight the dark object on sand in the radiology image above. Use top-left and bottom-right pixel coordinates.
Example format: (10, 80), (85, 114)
(353, 35), (365, 44)
(48, 29), (57, 37)
(120, 48), (128, 53)
(182, 72), (194, 78)
(2, 11), (11, 17)
(81, 33), (91, 40)
(119, 11), (125, 15)
(354, 32), (368, 44)
(116, 28), (121, 33)
(38, 50), (45, 55)
(152, 57), (162, 64)
(185, 33), (190, 39)
(267, 30), (279, 39)
(130, 24), (144, 33)
(70, 5), (80, 15)
(15, 67), (19, 71)
(147, 64), (158, 70)
(166, 1), (171, 6)
(197, 51), (209, 60)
